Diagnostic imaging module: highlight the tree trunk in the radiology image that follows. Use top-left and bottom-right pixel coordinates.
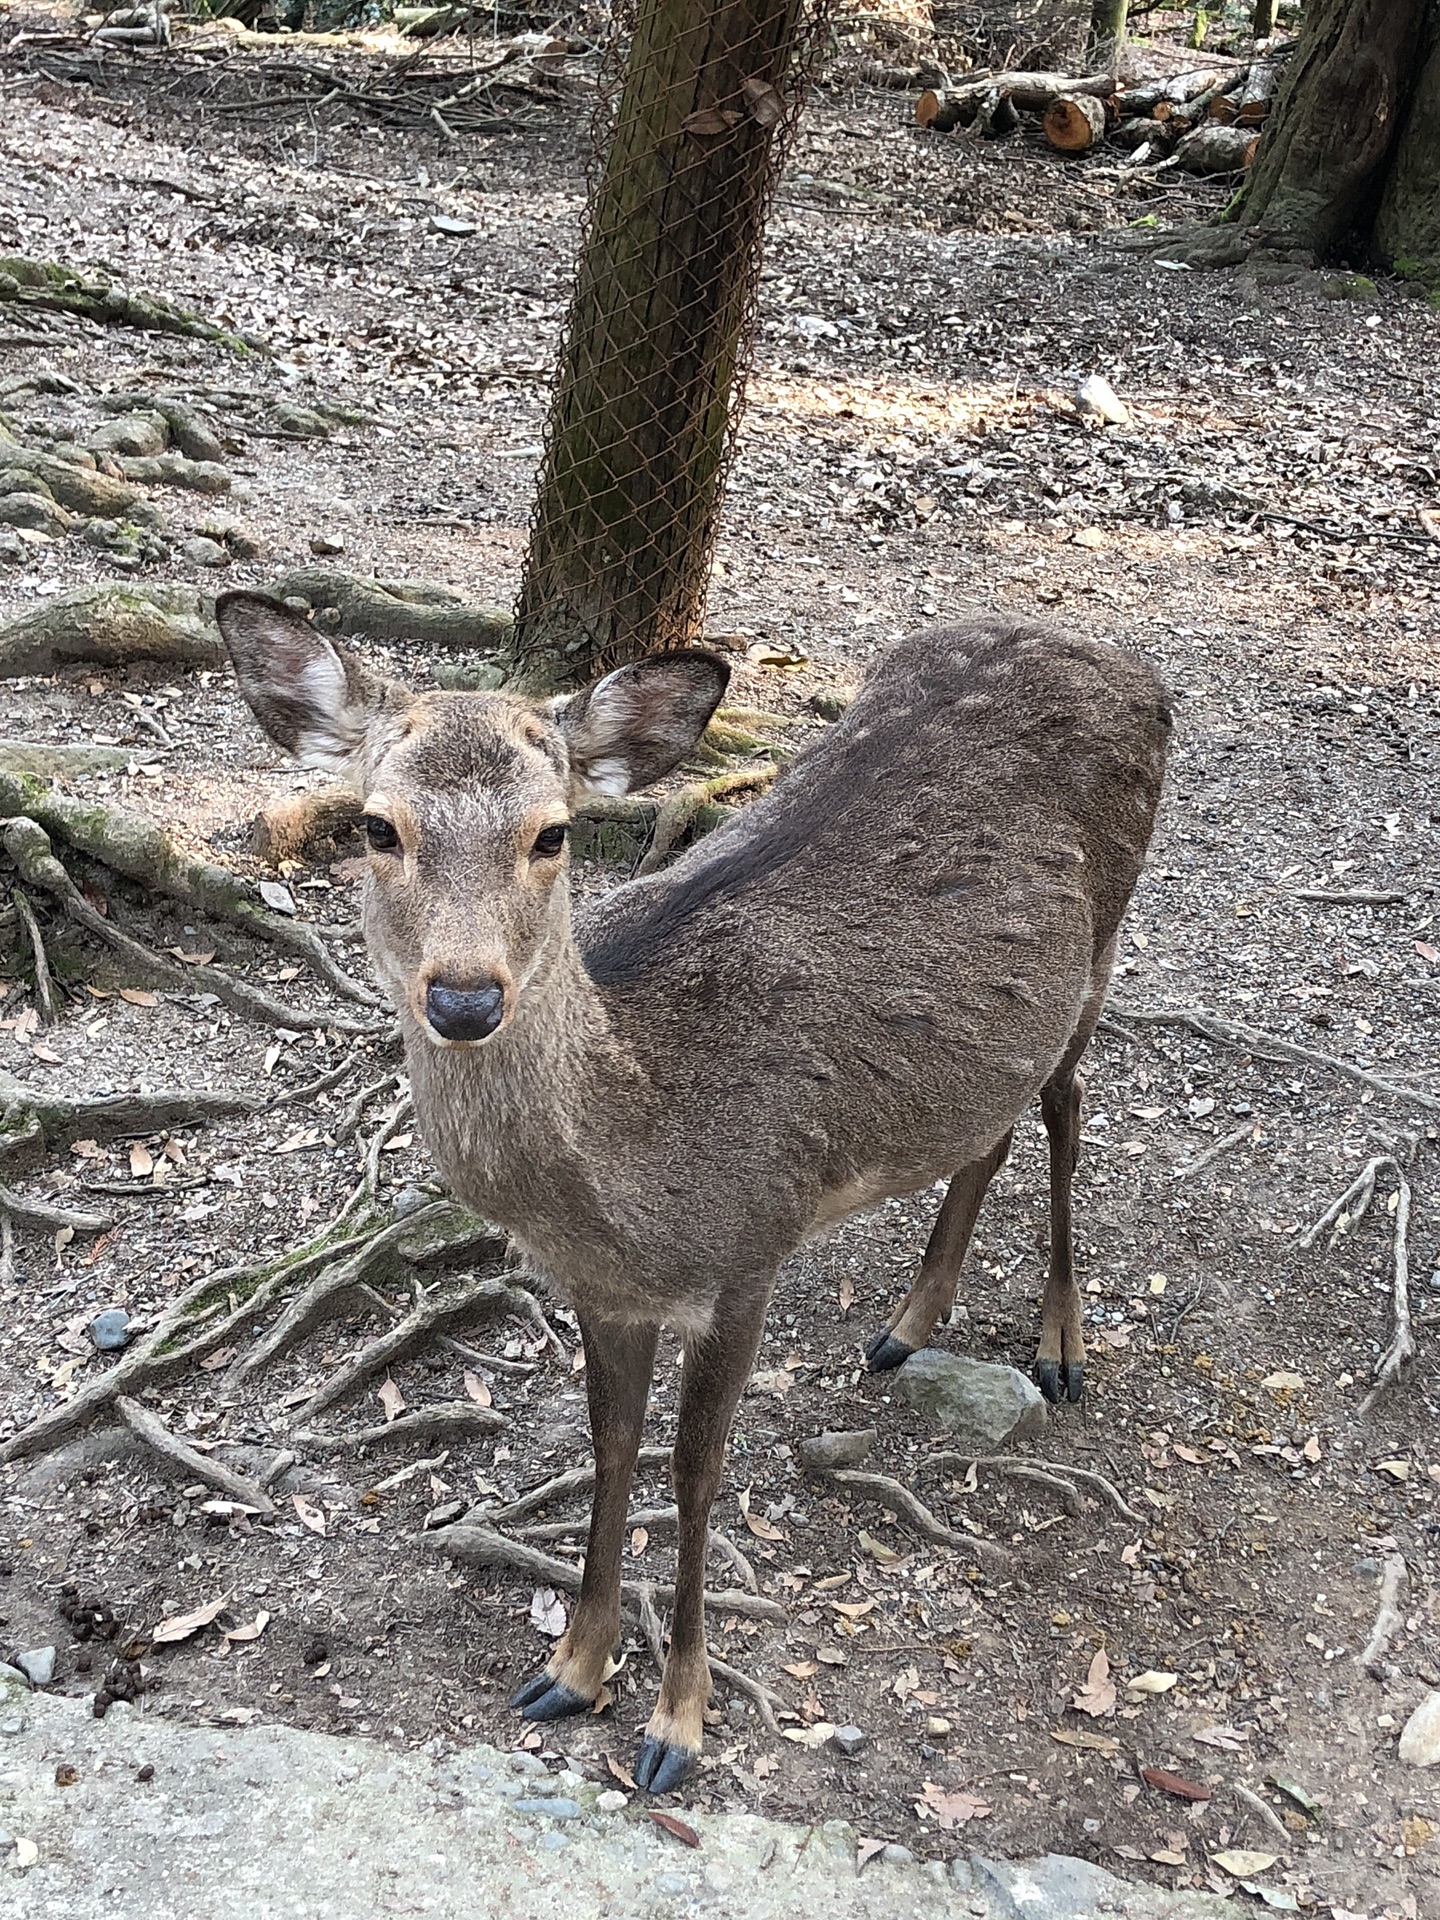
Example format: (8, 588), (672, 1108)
(512, 0), (807, 689)
(1252, 0), (1276, 36)
(1154, 0), (1440, 288)
(1087, 0), (1129, 65)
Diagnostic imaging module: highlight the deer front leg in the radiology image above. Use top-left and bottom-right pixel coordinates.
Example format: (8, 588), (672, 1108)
(634, 1287), (769, 1795)
(511, 1314), (657, 1722)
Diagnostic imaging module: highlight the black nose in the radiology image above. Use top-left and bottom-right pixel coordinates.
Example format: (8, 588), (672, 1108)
(426, 979), (506, 1042)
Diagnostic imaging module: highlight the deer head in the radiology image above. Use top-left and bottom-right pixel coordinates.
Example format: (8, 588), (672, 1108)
(215, 593), (728, 1044)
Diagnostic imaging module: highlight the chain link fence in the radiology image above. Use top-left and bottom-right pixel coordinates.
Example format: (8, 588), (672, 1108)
(513, 0), (831, 688)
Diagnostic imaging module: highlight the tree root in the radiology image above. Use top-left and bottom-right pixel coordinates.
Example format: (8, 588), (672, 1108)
(266, 568), (513, 650)
(2, 814), (360, 1034)
(0, 583), (220, 677)
(0, 768), (378, 1008)
(518, 1503), (761, 1596)
(1359, 1553), (1407, 1679)
(9, 885), (57, 1023)
(489, 1448), (675, 1526)
(424, 1521), (787, 1623)
(315, 1402), (506, 1451)
(0, 444), (143, 523)
(116, 1394), (276, 1517)
(923, 1452), (1145, 1525)
(634, 766), (776, 878)
(629, 1579), (785, 1732)
(0, 254), (257, 350)
(1104, 1002), (1440, 1116)
(804, 1465), (1010, 1571)
(0, 1178), (108, 1232)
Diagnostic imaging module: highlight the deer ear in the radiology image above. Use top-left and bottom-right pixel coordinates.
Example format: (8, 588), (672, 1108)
(215, 592), (401, 780)
(555, 651), (730, 799)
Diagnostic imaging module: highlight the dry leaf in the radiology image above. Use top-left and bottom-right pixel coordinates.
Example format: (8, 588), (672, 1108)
(1173, 1444), (1205, 1464)
(377, 1378), (405, 1424)
(838, 1273), (854, 1317)
(752, 1754), (779, 1778)
(129, 1143), (154, 1178)
(741, 76), (784, 128)
(682, 105), (741, 135)
(118, 989), (159, 1007)
(1211, 1849), (1277, 1877)
(168, 947), (216, 966)
(738, 1487), (784, 1541)
(858, 1529), (902, 1565)
(1128, 1670), (1179, 1695)
(1261, 1370), (1303, 1393)
(918, 1782), (991, 1829)
(1377, 1458), (1410, 1481)
(258, 880), (297, 915)
(224, 1610), (271, 1644)
(606, 1752), (638, 1790)
(782, 1722), (836, 1748)
(783, 1661), (819, 1680)
(198, 1347), (237, 1372)
(648, 1810), (700, 1847)
(630, 1527), (649, 1556)
(830, 1600), (875, 1620)
(1072, 1648), (1116, 1718)
(857, 1837), (888, 1871)
(1142, 1767), (1212, 1801)
(31, 1041), (62, 1063)
(1192, 1724), (1249, 1751)
(528, 1587), (567, 1638)
(292, 1493), (327, 1537)
(463, 1369), (492, 1407)
(151, 1590), (234, 1644)
(1050, 1728), (1121, 1754)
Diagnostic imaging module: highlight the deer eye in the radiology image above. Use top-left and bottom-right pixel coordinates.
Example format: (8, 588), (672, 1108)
(531, 822), (568, 860)
(363, 814), (400, 853)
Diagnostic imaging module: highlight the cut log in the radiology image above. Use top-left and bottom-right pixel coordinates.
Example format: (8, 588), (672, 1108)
(1173, 122), (1261, 174)
(916, 87), (974, 132)
(1043, 93), (1108, 154)
(1235, 60), (1278, 123)
(1208, 93), (1239, 122)
(917, 68), (1113, 132)
(1112, 115), (1173, 152)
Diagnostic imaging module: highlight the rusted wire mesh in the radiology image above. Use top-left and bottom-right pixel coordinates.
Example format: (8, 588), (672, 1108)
(513, 0), (830, 688)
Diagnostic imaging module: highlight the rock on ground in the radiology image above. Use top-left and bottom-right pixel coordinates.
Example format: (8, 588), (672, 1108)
(0, 1680), (1241, 1920)
(894, 1350), (1047, 1450)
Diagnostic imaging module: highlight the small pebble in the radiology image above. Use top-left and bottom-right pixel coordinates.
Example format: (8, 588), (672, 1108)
(654, 1874), (689, 1897)
(831, 1725), (867, 1756)
(540, 1831), (569, 1852)
(16, 1648), (55, 1688)
(925, 1716), (952, 1737)
(881, 1843), (915, 1867)
(89, 1310), (130, 1353)
(807, 688), (850, 724)
(136, 1764), (154, 1783)
(1, 1719), (24, 1738)
(177, 536), (230, 568)
(513, 1797), (580, 1820)
(509, 1751), (550, 1776)
(309, 533), (346, 557)
(596, 1789), (628, 1813)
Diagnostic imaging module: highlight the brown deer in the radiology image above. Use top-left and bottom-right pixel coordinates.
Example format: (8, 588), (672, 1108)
(215, 593), (1169, 1794)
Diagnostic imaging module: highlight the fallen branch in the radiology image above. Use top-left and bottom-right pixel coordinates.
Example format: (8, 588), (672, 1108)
(1359, 1553), (1407, 1678)
(424, 1523), (787, 1622)
(117, 1394), (276, 1517)
(1174, 1121), (1255, 1182)
(1104, 1004), (1440, 1116)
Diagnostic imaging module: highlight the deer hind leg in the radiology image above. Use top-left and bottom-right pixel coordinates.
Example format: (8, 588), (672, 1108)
(634, 1286), (769, 1795)
(864, 1129), (1014, 1374)
(511, 1314), (657, 1722)
(1035, 939), (1116, 1405)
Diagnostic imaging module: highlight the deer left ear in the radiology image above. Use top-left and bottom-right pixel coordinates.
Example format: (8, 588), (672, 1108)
(554, 651), (730, 798)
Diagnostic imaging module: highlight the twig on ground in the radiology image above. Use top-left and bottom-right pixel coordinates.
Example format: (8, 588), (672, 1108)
(437, 1336), (536, 1376)
(0, 1212), (14, 1288)
(1362, 1164), (1416, 1413)
(1292, 888), (1408, 906)
(116, 1394), (276, 1517)
(924, 1452), (1145, 1525)
(519, 1288), (568, 1361)
(335, 1073), (401, 1144)
(1174, 1121), (1255, 1181)
(339, 1091), (414, 1217)
(812, 1467), (1009, 1570)
(1232, 1781), (1292, 1843)
(633, 1579), (665, 1665)
(1359, 1553), (1407, 1679)
(10, 886), (57, 1024)
(315, 1402), (505, 1450)
(1104, 1003), (1440, 1116)
(490, 1447), (674, 1526)
(424, 1522), (786, 1622)
(1298, 1153), (1387, 1250)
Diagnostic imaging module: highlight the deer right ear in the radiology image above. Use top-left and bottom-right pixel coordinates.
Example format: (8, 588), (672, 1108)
(215, 592), (398, 781)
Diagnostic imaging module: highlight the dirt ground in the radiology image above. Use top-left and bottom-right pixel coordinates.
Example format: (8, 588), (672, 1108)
(1, 13), (1438, 1917)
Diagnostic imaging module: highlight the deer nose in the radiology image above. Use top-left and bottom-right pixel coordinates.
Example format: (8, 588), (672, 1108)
(425, 978), (506, 1042)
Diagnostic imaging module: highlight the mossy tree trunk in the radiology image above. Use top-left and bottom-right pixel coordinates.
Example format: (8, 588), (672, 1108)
(1087, 0), (1129, 64)
(1160, 0), (1440, 289)
(512, 0), (807, 690)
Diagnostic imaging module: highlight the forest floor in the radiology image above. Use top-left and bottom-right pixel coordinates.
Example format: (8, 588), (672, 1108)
(0, 13), (1438, 1919)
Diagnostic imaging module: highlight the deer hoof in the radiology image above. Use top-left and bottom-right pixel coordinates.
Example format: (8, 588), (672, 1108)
(510, 1671), (592, 1721)
(863, 1329), (914, 1373)
(1036, 1359), (1085, 1405)
(634, 1733), (698, 1795)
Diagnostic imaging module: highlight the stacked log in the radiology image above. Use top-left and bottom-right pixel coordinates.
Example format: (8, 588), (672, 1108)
(915, 49), (1286, 174)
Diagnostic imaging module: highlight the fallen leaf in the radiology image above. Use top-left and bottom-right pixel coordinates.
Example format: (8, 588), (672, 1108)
(838, 1273), (854, 1317)
(1261, 1370), (1304, 1393)
(1211, 1849), (1278, 1877)
(752, 1753), (779, 1778)
(682, 105), (741, 135)
(1050, 1728), (1121, 1754)
(830, 1600), (875, 1620)
(857, 1837), (888, 1871)
(217, 1707), (259, 1725)
(648, 1810), (700, 1847)
(197, 1347), (237, 1372)
(377, 1378), (405, 1424)
(129, 1143), (154, 1178)
(741, 75), (783, 128)
(783, 1661), (818, 1680)
(782, 1722), (836, 1748)
(529, 1587), (567, 1638)
(168, 947), (216, 966)
(1302, 1433), (1322, 1462)
(463, 1369), (492, 1407)
(1172, 1444), (1205, 1465)
(223, 1610), (271, 1644)
(118, 989), (159, 1007)
(738, 1487), (784, 1541)
(13, 1837), (37, 1869)
(1072, 1648), (1116, 1718)
(1376, 1458), (1410, 1481)
(918, 1782), (991, 1829)
(1192, 1724), (1249, 1751)
(1150, 1848), (1187, 1866)
(1142, 1767), (1212, 1802)
(630, 1527), (649, 1556)
(1415, 941), (1440, 965)
(606, 1752), (637, 1790)
(151, 1590), (234, 1645)
(31, 1041), (62, 1063)
(1128, 1670), (1179, 1695)
(858, 1529), (902, 1565)
(258, 881), (297, 915)
(292, 1494), (327, 1537)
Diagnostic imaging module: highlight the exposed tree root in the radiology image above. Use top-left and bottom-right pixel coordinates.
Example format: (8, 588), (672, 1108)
(0, 768), (378, 1008)
(3, 814), (357, 1034)
(424, 1521), (787, 1623)
(489, 1448), (675, 1526)
(923, 1451), (1144, 1524)
(9, 885), (56, 1024)
(0, 583), (220, 677)
(634, 766), (777, 878)
(630, 1578), (785, 1732)
(0, 1178), (108, 1233)
(518, 1502), (761, 1596)
(0, 254), (257, 350)
(318, 1402), (506, 1450)
(266, 568), (514, 650)
(803, 1464), (1010, 1571)
(116, 1394), (276, 1517)
(1360, 1553), (1407, 1679)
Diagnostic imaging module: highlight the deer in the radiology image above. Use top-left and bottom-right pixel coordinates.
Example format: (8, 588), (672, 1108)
(215, 591), (1170, 1795)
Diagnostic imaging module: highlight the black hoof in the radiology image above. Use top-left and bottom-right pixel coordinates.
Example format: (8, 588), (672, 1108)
(1037, 1360), (1085, 1405)
(510, 1672), (592, 1722)
(864, 1329), (915, 1374)
(634, 1734), (697, 1796)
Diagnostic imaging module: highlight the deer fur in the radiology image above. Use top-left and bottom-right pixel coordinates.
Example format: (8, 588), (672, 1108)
(216, 591), (1170, 1794)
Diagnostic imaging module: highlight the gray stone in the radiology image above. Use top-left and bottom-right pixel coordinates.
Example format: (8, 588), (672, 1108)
(88, 411), (170, 459)
(15, 1647), (55, 1687)
(90, 1309), (130, 1352)
(508, 1750), (550, 1776)
(431, 656), (508, 692)
(894, 1349), (1046, 1449)
(797, 1429), (876, 1472)
(178, 535), (230, 568)
(0, 1717), (24, 1735)
(596, 1789), (628, 1813)
(1399, 1689), (1440, 1766)
(808, 688), (850, 722)
(880, 1844), (915, 1867)
(970, 1851), (1150, 1918)
(513, 1797), (581, 1820)
(654, 1872), (690, 1895)
(831, 1725), (867, 1756)
(392, 1184), (433, 1218)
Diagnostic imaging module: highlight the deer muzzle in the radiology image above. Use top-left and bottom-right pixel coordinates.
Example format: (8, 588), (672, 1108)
(424, 976), (508, 1043)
